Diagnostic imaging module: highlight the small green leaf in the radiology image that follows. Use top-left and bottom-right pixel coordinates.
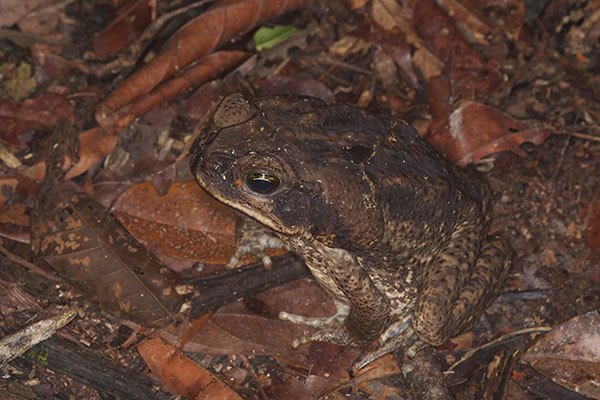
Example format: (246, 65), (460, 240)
(253, 25), (296, 51)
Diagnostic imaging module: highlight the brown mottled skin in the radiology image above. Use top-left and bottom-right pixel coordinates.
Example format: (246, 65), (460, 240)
(191, 94), (510, 362)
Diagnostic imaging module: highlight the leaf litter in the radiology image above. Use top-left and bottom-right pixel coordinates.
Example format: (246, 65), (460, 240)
(0, 0), (599, 398)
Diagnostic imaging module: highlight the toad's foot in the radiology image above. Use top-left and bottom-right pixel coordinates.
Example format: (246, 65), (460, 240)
(351, 316), (426, 375)
(279, 300), (353, 347)
(227, 218), (288, 269)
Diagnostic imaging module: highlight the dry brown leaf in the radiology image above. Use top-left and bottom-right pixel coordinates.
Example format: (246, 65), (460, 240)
(182, 312), (309, 357)
(371, 0), (442, 82)
(436, 0), (496, 44)
(138, 337), (242, 400)
(413, 0), (481, 67)
(112, 180), (238, 264)
(412, 47), (443, 81)
(522, 311), (600, 399)
(31, 124), (183, 327)
(371, 0), (404, 31)
(414, 0), (504, 152)
(31, 176), (184, 327)
(177, 281), (333, 358)
(383, 40), (419, 87)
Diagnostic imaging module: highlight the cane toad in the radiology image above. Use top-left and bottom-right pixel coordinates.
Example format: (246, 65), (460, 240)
(190, 94), (510, 369)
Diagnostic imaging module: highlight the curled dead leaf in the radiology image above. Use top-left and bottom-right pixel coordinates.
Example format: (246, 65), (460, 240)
(108, 51), (249, 131)
(427, 101), (553, 165)
(65, 127), (119, 179)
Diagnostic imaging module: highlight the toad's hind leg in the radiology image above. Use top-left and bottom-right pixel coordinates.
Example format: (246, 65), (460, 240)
(413, 234), (510, 346)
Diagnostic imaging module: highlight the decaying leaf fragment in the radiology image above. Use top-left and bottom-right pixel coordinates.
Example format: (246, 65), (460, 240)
(31, 123), (183, 327)
(522, 311), (600, 399)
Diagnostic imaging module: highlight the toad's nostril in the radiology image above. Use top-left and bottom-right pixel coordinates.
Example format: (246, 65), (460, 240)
(206, 155), (236, 176)
(210, 158), (223, 171)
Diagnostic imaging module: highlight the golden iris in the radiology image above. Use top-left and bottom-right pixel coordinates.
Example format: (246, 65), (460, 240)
(244, 171), (281, 194)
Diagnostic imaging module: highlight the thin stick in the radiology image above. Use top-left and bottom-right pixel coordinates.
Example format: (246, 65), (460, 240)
(555, 130), (600, 142)
(445, 326), (552, 374)
(0, 244), (60, 281)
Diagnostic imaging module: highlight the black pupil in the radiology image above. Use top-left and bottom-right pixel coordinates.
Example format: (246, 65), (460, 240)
(245, 172), (280, 194)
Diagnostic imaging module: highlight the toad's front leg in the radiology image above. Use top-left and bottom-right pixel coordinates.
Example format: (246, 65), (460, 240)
(282, 244), (391, 347)
(227, 218), (289, 269)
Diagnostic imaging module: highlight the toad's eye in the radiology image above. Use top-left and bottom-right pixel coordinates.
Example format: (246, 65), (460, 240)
(244, 171), (281, 195)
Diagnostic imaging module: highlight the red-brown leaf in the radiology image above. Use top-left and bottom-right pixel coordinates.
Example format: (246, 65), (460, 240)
(138, 337), (242, 400)
(183, 313), (310, 357)
(427, 101), (553, 165)
(106, 51), (249, 131)
(413, 0), (481, 66)
(179, 281), (330, 359)
(112, 180), (238, 264)
(413, 0), (505, 150)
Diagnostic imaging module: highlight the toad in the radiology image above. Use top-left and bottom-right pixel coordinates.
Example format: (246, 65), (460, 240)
(190, 94), (510, 370)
